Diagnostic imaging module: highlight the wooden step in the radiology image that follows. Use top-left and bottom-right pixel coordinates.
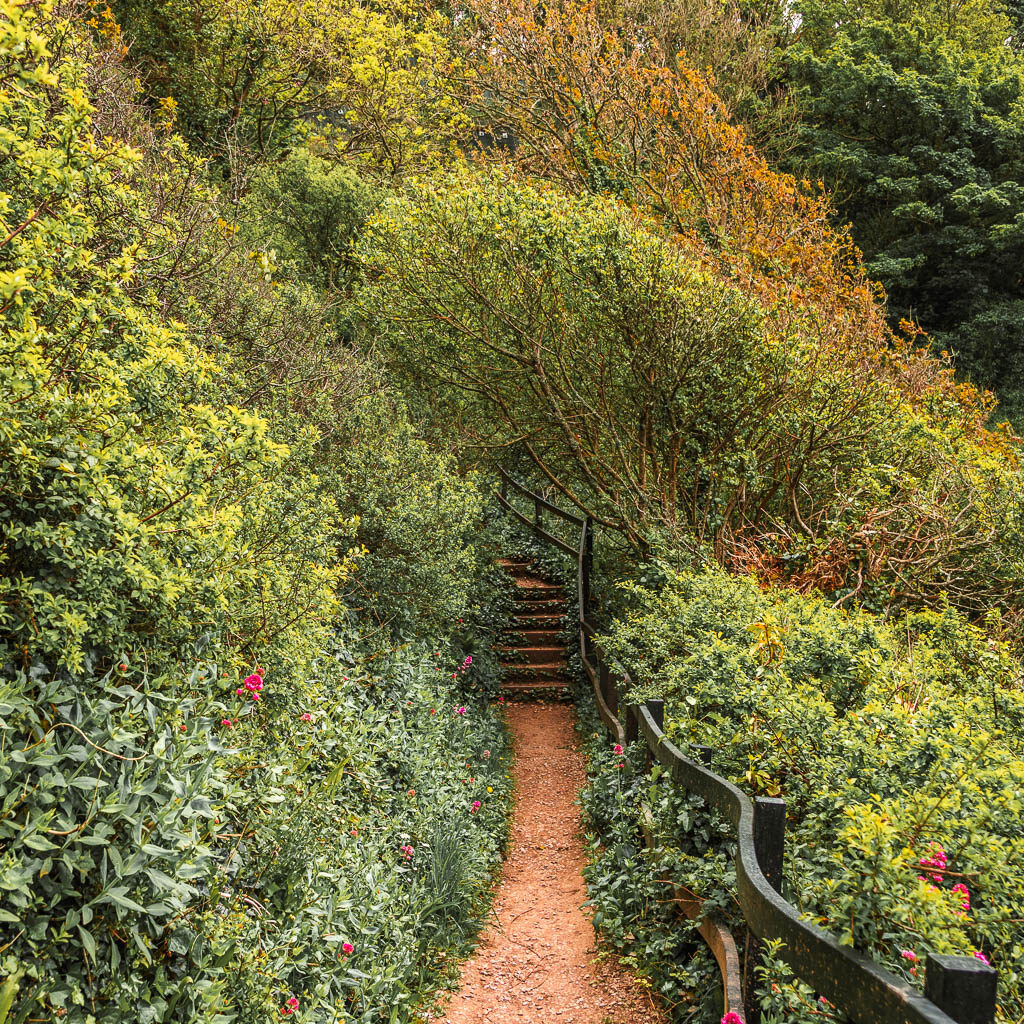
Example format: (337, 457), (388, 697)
(501, 661), (568, 678)
(500, 628), (563, 643)
(513, 588), (566, 603)
(495, 644), (564, 664)
(513, 597), (566, 613)
(499, 556), (571, 693)
(502, 680), (571, 694)
(498, 558), (536, 575)
(513, 614), (567, 631)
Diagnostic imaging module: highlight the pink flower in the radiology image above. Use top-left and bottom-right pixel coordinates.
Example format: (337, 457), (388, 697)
(464, 655), (473, 665)
(342, 942), (354, 955)
(483, 750), (490, 757)
(300, 712), (312, 721)
(721, 1014), (743, 1024)
(952, 882), (970, 913)
(286, 998), (298, 1009)
(235, 688), (244, 695)
(454, 706), (466, 716)
(252, 692), (260, 701)
(918, 842), (947, 883)
(901, 950), (918, 962)
(471, 800), (482, 812)
(243, 674), (262, 691)
(973, 951), (990, 965)
(220, 719), (232, 728)
(400, 844), (414, 859)
(498, 696), (505, 703)
(613, 744), (624, 755)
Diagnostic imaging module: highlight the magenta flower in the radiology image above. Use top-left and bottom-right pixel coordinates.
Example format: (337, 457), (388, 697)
(901, 950), (918, 962)
(471, 800), (481, 813)
(220, 719), (232, 728)
(286, 997), (298, 1009)
(235, 688), (244, 695)
(342, 941), (354, 955)
(973, 951), (990, 965)
(918, 842), (947, 883)
(613, 744), (624, 755)
(454, 706), (466, 716)
(300, 712), (312, 721)
(721, 1013), (743, 1024)
(951, 882), (970, 914)
(400, 844), (414, 860)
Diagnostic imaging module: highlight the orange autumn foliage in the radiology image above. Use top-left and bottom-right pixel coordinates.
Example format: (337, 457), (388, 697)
(463, 0), (983, 415)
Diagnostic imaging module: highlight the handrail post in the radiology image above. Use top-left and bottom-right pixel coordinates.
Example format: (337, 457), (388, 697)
(645, 698), (664, 773)
(624, 704), (638, 745)
(499, 468), (507, 503)
(744, 796), (786, 1023)
(582, 516), (594, 619)
(534, 495), (542, 536)
(693, 744), (714, 766)
(925, 954), (997, 1024)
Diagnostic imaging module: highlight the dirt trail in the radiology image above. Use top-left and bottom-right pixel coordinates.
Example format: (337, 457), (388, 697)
(438, 702), (663, 1024)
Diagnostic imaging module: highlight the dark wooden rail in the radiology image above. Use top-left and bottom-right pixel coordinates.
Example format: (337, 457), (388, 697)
(496, 470), (998, 1024)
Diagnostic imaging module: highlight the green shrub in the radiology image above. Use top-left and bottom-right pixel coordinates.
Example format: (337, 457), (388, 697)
(593, 565), (1024, 1021)
(0, 7), (512, 1020)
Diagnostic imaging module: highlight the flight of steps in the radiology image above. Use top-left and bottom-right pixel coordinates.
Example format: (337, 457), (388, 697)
(497, 558), (571, 693)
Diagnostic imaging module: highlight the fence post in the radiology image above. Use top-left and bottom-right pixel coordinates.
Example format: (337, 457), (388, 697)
(645, 698), (664, 773)
(534, 495), (542, 535)
(744, 796), (787, 1023)
(693, 744), (714, 767)
(582, 517), (594, 619)
(924, 954), (997, 1024)
(606, 664), (619, 716)
(625, 704), (638, 745)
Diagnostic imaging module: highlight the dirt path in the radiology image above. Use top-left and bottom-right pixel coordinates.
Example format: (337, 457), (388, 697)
(437, 702), (663, 1024)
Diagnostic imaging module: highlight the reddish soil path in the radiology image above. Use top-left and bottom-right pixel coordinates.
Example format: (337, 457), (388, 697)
(437, 702), (664, 1024)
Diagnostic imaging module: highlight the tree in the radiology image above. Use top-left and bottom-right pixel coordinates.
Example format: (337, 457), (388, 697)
(108, 0), (467, 173)
(785, 2), (1024, 422)
(359, 169), (1024, 625)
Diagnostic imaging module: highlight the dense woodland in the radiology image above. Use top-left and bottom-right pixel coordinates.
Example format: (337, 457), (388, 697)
(1, 0), (1023, 1021)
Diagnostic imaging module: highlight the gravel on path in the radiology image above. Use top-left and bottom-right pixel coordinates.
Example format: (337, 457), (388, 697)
(437, 701), (664, 1024)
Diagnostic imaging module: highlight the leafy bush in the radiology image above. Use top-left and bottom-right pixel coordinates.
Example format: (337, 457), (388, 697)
(109, 0), (467, 170)
(592, 565), (1024, 1020)
(0, 6), (513, 1020)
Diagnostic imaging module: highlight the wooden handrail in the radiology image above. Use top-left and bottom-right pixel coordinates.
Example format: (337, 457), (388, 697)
(495, 466), (997, 1024)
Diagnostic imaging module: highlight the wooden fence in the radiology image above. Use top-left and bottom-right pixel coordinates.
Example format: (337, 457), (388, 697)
(496, 468), (999, 1024)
